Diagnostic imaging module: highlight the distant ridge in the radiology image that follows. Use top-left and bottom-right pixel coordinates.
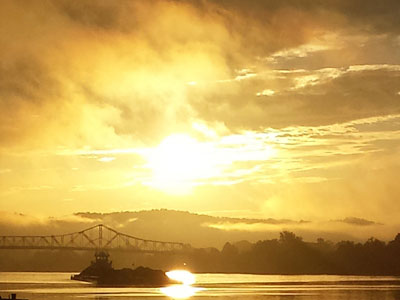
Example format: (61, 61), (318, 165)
(0, 209), (383, 248)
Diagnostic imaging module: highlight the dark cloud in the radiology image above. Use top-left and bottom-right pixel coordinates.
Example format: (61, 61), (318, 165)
(325, 0), (400, 34)
(0, 58), (55, 102)
(54, 0), (128, 30)
(336, 217), (381, 226)
(208, 0), (400, 34)
(189, 68), (400, 130)
(1, 0), (400, 149)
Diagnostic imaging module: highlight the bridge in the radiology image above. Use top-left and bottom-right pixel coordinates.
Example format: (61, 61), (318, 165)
(0, 224), (189, 253)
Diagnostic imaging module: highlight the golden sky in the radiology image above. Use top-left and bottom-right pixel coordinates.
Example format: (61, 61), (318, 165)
(1, 0), (400, 239)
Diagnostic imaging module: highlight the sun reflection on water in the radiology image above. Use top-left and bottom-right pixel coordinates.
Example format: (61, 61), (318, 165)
(160, 285), (201, 299)
(161, 270), (202, 299)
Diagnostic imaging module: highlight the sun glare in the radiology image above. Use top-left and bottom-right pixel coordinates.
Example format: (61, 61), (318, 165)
(166, 270), (196, 285)
(161, 270), (199, 299)
(145, 134), (217, 194)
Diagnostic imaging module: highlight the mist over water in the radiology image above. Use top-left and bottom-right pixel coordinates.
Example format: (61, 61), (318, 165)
(1, 272), (400, 300)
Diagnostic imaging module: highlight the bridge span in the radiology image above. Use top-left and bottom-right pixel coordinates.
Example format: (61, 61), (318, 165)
(0, 224), (189, 253)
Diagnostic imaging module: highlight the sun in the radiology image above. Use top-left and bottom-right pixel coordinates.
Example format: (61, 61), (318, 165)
(145, 134), (218, 194)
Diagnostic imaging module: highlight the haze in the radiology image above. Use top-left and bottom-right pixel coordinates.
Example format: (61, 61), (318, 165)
(1, 0), (400, 242)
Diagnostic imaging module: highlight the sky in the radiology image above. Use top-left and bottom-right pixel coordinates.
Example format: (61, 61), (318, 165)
(1, 0), (400, 240)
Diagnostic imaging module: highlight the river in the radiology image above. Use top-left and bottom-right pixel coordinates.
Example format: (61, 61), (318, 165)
(1, 272), (400, 300)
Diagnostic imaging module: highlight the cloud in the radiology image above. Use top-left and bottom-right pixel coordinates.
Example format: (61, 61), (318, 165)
(0, 0), (233, 151)
(0, 210), (97, 236)
(211, 0), (400, 35)
(1, 0), (400, 232)
(190, 65), (400, 131)
(205, 215), (397, 243)
(2, 0), (399, 152)
(335, 217), (382, 226)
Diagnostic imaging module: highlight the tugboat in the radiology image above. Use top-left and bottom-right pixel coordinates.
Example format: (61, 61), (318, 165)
(71, 251), (112, 283)
(71, 251), (176, 286)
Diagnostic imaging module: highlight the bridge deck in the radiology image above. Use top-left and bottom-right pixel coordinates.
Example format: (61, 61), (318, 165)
(0, 224), (189, 253)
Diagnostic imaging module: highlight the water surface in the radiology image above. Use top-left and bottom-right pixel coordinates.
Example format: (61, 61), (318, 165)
(1, 272), (400, 299)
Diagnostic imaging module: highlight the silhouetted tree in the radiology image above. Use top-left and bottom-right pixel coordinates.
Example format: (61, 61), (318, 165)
(279, 231), (302, 244)
(3, 232), (400, 275)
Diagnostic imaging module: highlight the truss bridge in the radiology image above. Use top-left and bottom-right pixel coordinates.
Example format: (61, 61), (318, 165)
(0, 224), (189, 253)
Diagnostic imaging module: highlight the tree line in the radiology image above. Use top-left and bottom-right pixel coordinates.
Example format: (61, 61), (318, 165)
(181, 231), (400, 275)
